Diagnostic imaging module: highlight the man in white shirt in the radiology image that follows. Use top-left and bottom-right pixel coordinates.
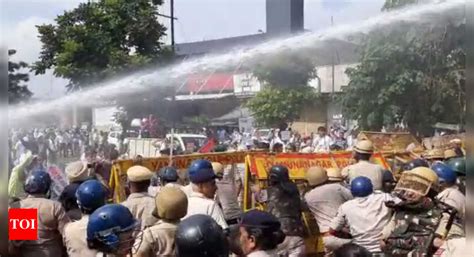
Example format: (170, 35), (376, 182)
(183, 159), (228, 229)
(312, 126), (333, 153)
(330, 176), (400, 253)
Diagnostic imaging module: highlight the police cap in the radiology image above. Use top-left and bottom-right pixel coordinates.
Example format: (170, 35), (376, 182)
(127, 165), (153, 182)
(240, 209), (281, 232)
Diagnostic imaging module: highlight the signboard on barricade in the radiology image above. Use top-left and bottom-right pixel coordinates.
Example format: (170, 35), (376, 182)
(246, 151), (390, 180)
(110, 151), (252, 202)
(47, 165), (68, 200)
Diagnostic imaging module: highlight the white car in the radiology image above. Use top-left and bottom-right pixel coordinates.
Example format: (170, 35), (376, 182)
(108, 130), (139, 147)
(127, 133), (208, 157)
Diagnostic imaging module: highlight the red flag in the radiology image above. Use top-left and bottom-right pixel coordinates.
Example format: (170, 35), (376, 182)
(198, 138), (216, 153)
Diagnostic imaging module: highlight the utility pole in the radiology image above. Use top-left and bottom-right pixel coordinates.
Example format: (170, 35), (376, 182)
(170, 0), (175, 47)
(156, 0), (178, 50)
(156, 0), (179, 143)
(331, 16), (335, 95)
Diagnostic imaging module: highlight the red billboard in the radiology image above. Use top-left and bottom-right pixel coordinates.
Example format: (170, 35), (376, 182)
(181, 73), (234, 93)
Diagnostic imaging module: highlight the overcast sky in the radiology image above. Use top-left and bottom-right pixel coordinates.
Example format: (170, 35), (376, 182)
(2, 0), (384, 99)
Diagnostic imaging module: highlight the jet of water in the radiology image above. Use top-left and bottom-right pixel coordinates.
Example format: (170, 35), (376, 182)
(8, 0), (465, 123)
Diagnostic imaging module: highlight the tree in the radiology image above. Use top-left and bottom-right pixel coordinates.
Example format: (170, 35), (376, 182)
(8, 49), (33, 104)
(246, 51), (319, 128)
(33, 0), (172, 91)
(339, 0), (465, 136)
(246, 86), (319, 128)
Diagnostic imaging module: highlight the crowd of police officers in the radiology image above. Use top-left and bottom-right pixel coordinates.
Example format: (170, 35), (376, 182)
(7, 137), (467, 257)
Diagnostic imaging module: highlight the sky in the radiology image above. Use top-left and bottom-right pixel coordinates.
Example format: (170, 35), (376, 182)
(2, 0), (385, 99)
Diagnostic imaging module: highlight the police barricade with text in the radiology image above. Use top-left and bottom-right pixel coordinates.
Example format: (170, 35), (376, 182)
(243, 151), (390, 255)
(109, 151), (250, 203)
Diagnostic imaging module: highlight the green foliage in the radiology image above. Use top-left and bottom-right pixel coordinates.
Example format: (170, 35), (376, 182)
(339, 1), (465, 135)
(8, 49), (32, 104)
(112, 107), (129, 128)
(33, 0), (171, 91)
(247, 86), (319, 128)
(246, 51), (318, 128)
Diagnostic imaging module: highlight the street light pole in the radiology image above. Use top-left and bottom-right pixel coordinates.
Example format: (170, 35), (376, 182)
(170, 0), (175, 48)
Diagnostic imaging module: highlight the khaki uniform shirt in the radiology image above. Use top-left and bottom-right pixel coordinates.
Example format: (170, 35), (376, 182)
(136, 220), (178, 257)
(304, 183), (353, 232)
(341, 160), (384, 191)
(10, 195), (71, 257)
(436, 186), (465, 220)
(184, 191), (228, 229)
(216, 180), (242, 221)
(436, 186), (465, 238)
(331, 192), (400, 252)
(121, 192), (158, 229)
(64, 214), (98, 257)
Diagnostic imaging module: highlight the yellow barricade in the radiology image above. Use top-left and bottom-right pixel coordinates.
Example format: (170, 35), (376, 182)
(110, 150), (391, 255)
(243, 151), (390, 255)
(109, 151), (249, 202)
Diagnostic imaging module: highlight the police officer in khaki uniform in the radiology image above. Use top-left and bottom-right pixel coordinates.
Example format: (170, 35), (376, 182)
(121, 165), (158, 229)
(63, 179), (107, 257)
(304, 166), (353, 254)
(432, 163), (465, 239)
(326, 167), (344, 183)
(136, 186), (188, 257)
(213, 162), (242, 225)
(341, 140), (384, 191)
(9, 170), (71, 257)
(183, 159), (228, 229)
(59, 161), (95, 221)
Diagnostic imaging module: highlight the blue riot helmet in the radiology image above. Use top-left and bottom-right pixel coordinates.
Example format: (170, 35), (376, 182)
(87, 204), (141, 255)
(76, 179), (107, 214)
(24, 170), (51, 195)
(350, 176), (373, 197)
(431, 162), (457, 185)
(188, 159), (220, 184)
(159, 166), (179, 183)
